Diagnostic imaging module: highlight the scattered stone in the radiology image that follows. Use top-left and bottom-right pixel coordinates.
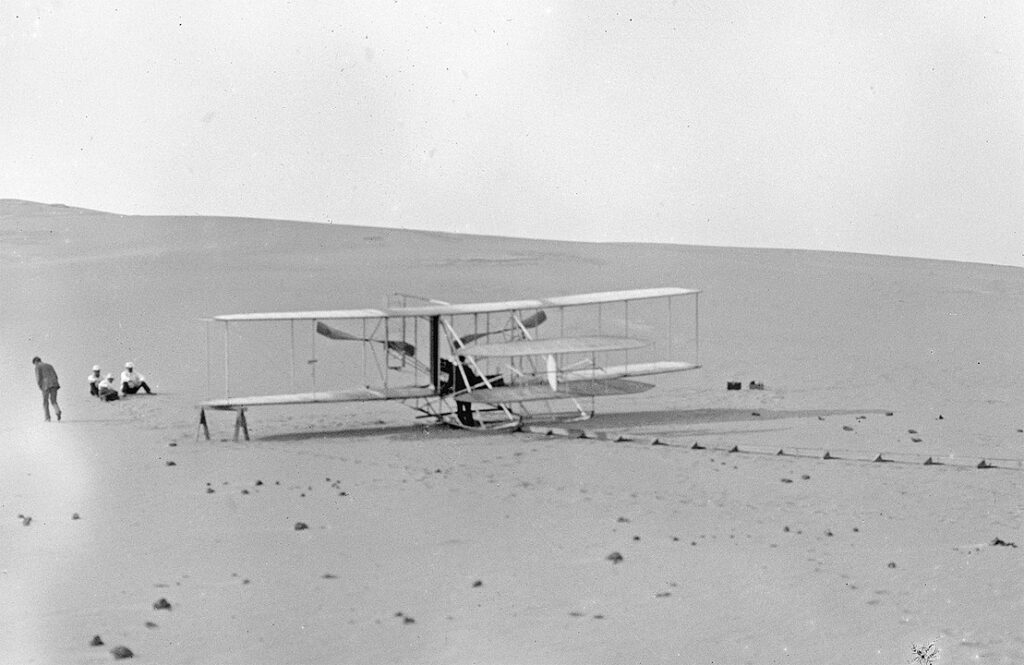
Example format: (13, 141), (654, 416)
(72, 513), (80, 520)
(339, 491), (348, 496)
(90, 635), (104, 646)
(144, 621), (158, 629)
(21, 515), (31, 526)
(655, 592), (671, 598)
(593, 614), (605, 619)
(165, 461), (176, 466)
(751, 411), (761, 417)
(783, 526), (790, 533)
(780, 478), (793, 483)
(825, 530), (834, 537)
(569, 611), (585, 617)
(853, 527), (860, 532)
(842, 425), (854, 432)
(885, 411), (894, 416)
(255, 480), (263, 486)
(110, 645), (134, 659)
(206, 488), (215, 494)
(294, 522), (309, 531)
(632, 535), (641, 541)
(911, 437), (923, 443)
(169, 442), (177, 447)
(403, 616), (415, 624)
(908, 429), (917, 434)
(801, 474), (810, 480)
(887, 562), (897, 569)
(153, 597), (172, 610)
(991, 537), (1017, 548)
(606, 551), (624, 564)
(241, 489), (249, 495)
(322, 573), (338, 579)
(938, 414), (944, 420)
(472, 580), (483, 588)
(616, 517), (631, 523)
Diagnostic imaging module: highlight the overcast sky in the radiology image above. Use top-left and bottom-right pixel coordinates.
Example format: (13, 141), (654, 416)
(2, 1), (1021, 266)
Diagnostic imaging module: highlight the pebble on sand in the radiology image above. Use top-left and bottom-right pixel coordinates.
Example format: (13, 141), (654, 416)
(90, 635), (104, 646)
(110, 645), (134, 659)
(294, 522), (309, 531)
(606, 551), (624, 564)
(153, 597), (172, 610)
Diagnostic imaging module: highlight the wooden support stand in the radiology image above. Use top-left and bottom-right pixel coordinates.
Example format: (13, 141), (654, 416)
(197, 408), (210, 441)
(197, 406), (249, 441)
(233, 408), (250, 442)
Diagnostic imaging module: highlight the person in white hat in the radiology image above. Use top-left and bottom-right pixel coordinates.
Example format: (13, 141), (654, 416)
(88, 365), (102, 397)
(97, 373), (120, 401)
(120, 362), (153, 395)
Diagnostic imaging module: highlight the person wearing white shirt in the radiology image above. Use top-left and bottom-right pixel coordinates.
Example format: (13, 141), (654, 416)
(88, 365), (102, 397)
(97, 374), (120, 401)
(120, 362), (153, 395)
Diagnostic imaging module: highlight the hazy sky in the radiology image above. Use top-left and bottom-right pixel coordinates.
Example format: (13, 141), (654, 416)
(2, 1), (1021, 266)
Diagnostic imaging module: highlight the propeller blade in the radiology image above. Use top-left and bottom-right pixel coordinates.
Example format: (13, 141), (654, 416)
(460, 310), (547, 344)
(316, 321), (416, 356)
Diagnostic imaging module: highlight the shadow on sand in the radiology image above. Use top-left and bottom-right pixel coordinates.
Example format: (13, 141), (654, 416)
(252, 407), (889, 443)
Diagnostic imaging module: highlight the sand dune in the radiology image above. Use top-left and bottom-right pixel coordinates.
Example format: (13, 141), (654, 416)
(1, 200), (1021, 664)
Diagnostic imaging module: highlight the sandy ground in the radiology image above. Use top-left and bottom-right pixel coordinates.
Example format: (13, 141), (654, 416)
(1, 200), (1021, 664)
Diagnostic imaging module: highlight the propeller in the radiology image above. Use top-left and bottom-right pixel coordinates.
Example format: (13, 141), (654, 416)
(459, 310), (547, 345)
(316, 321), (416, 357)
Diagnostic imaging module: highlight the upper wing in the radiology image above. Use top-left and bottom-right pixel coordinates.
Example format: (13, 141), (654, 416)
(212, 287), (698, 321)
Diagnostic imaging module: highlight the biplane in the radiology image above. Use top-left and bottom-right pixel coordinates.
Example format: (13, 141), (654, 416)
(197, 287), (700, 439)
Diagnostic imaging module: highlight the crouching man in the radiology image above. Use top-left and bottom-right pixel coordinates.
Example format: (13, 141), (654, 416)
(97, 374), (120, 401)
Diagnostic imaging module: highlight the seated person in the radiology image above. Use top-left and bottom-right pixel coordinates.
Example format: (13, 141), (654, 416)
(88, 365), (102, 397)
(120, 362), (153, 395)
(97, 374), (120, 401)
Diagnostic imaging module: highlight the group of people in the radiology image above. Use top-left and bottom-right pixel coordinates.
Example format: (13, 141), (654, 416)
(30, 356), (156, 422)
(88, 362), (153, 401)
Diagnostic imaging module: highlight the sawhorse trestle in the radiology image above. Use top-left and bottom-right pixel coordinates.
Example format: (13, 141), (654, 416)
(197, 407), (250, 442)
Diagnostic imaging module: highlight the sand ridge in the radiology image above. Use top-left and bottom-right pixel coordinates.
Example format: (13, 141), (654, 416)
(1, 201), (1021, 664)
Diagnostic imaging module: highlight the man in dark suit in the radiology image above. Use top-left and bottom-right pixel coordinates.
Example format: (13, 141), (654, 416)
(33, 356), (62, 422)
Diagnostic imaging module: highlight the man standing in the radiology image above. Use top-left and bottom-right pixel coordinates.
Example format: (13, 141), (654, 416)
(33, 356), (62, 422)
